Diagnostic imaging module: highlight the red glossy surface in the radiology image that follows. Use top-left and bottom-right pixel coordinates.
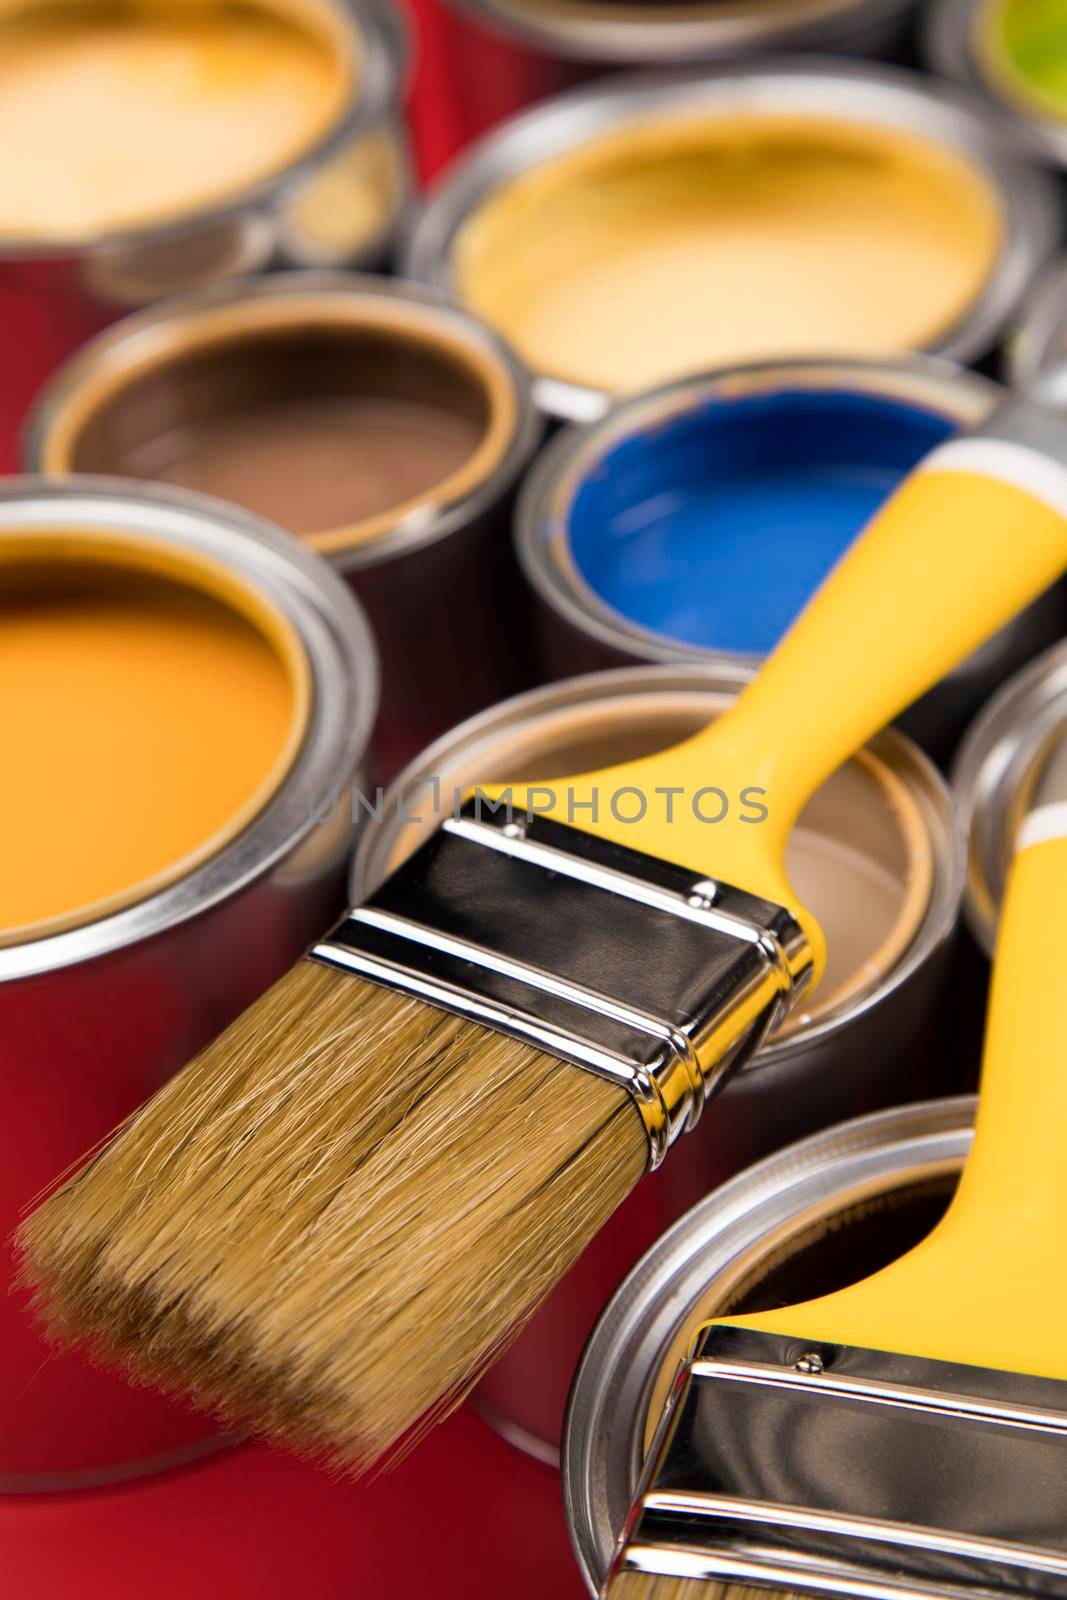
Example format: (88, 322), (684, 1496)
(402, 0), (467, 177)
(0, 1409), (588, 1600)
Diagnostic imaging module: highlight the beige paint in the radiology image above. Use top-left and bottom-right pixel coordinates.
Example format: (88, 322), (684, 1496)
(0, 1), (350, 241)
(377, 691), (934, 1038)
(455, 114), (1004, 392)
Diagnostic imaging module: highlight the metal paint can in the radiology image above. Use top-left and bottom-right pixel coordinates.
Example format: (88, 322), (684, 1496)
(0, 477), (377, 1491)
(925, 0), (1067, 168)
(434, 0), (919, 147)
(1004, 252), (1067, 390)
(954, 638), (1067, 957)
(0, 0), (410, 463)
(350, 663), (965, 1460)
(23, 272), (542, 778)
(404, 61), (1060, 424)
(514, 357), (1067, 762)
(562, 1094), (975, 1594)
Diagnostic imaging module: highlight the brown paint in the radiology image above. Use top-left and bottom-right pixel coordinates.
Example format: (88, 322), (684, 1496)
(43, 307), (518, 555)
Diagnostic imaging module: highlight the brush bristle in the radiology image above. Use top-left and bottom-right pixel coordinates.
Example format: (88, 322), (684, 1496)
(18, 959), (648, 1472)
(608, 1578), (794, 1600)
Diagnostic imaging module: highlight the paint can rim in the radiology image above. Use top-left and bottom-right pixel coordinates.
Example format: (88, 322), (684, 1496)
(403, 58), (1061, 422)
(514, 353), (1001, 671)
(924, 0), (1067, 169)
(441, 0), (913, 63)
(561, 1091), (977, 1595)
(953, 636), (1067, 957)
(348, 661), (965, 1068)
(0, 0), (407, 261)
(22, 271), (541, 571)
(0, 475), (379, 982)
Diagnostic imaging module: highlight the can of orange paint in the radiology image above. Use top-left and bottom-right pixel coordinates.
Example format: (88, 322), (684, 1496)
(0, 477), (377, 1491)
(563, 1096), (975, 1593)
(350, 664), (965, 1461)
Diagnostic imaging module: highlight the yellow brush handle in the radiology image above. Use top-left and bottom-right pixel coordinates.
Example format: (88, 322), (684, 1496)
(722, 816), (1067, 1382)
(495, 443), (1067, 978)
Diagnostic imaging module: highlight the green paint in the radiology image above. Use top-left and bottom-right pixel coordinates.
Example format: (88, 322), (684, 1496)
(985, 0), (1067, 118)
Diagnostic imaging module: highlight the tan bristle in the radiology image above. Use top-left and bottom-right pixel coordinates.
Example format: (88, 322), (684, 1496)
(607, 1577), (795, 1600)
(18, 959), (648, 1472)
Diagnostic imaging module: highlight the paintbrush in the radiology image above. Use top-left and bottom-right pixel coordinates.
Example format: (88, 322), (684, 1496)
(17, 404), (1067, 1473)
(603, 800), (1067, 1600)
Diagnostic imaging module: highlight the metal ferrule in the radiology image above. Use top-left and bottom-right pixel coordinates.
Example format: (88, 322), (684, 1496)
(312, 801), (810, 1167)
(609, 1324), (1067, 1600)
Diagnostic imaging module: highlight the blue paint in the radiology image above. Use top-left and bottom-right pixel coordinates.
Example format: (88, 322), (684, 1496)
(566, 388), (954, 655)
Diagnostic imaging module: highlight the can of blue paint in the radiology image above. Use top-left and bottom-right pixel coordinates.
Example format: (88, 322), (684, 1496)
(515, 355), (1067, 761)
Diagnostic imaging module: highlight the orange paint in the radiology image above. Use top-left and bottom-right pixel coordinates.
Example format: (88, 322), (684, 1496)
(0, 537), (306, 941)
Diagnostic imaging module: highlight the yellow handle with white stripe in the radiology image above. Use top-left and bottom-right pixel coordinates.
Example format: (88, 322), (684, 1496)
(497, 436), (1067, 983)
(718, 808), (1067, 1382)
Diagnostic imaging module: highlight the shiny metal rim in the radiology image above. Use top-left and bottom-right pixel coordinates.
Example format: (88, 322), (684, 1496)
(0, 475), (379, 982)
(0, 0), (407, 260)
(443, 0), (911, 63)
(561, 1094), (977, 1596)
(952, 638), (1067, 957)
(403, 59), (1062, 423)
(1004, 253), (1067, 391)
(348, 661), (965, 1069)
(21, 271), (541, 571)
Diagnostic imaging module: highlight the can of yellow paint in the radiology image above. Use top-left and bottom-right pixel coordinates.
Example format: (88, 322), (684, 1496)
(514, 356), (1067, 761)
(404, 60), (1060, 424)
(24, 273), (542, 777)
(562, 1095), (975, 1594)
(350, 664), (964, 1460)
(0, 477), (377, 1491)
(0, 0), (409, 461)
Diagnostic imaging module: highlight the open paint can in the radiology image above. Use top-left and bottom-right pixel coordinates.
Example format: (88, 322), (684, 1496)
(434, 0), (918, 147)
(350, 664), (964, 1459)
(954, 638), (1067, 956)
(562, 1094), (975, 1594)
(0, 478), (377, 1491)
(926, 0), (1067, 167)
(516, 357), (1067, 761)
(24, 272), (541, 776)
(0, 0), (409, 460)
(404, 60), (1059, 423)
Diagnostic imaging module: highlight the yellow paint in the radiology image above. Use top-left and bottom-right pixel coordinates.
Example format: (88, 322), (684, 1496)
(0, 533), (308, 942)
(489, 469), (1067, 989)
(0, 1), (351, 241)
(455, 115), (1003, 393)
(717, 827), (1067, 1384)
